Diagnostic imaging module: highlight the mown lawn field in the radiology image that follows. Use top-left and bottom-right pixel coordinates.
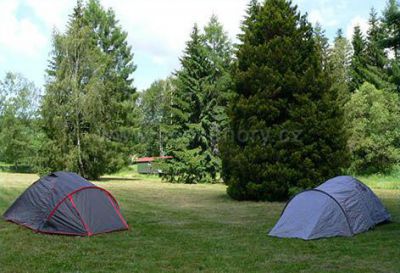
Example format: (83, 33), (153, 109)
(0, 172), (399, 273)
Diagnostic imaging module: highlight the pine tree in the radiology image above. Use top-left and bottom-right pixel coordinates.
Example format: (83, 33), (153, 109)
(202, 15), (234, 164)
(220, 0), (348, 201)
(350, 25), (367, 92)
(162, 17), (234, 184)
(313, 23), (330, 71)
(382, 0), (400, 90)
(382, 0), (400, 58)
(363, 8), (391, 89)
(238, 0), (261, 44)
(329, 29), (352, 106)
(38, 0), (137, 179)
(162, 25), (217, 183)
(366, 8), (387, 69)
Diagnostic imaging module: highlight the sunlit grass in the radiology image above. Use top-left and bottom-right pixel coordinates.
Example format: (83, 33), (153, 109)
(358, 169), (400, 190)
(0, 172), (399, 273)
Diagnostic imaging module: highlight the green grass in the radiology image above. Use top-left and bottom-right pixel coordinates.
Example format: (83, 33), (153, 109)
(355, 165), (400, 190)
(0, 172), (400, 273)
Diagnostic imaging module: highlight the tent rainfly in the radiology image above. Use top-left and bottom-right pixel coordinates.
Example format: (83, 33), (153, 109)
(269, 176), (390, 240)
(3, 171), (129, 236)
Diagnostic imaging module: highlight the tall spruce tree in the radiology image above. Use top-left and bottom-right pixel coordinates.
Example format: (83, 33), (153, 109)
(313, 23), (330, 71)
(350, 25), (367, 92)
(363, 8), (391, 89)
(366, 9), (387, 69)
(383, 0), (400, 58)
(382, 0), (400, 90)
(202, 15), (234, 163)
(220, 0), (348, 201)
(329, 29), (352, 106)
(162, 25), (217, 183)
(162, 17), (233, 184)
(38, 0), (137, 179)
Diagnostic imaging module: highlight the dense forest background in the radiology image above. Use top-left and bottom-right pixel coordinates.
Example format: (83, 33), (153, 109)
(1, 0), (400, 200)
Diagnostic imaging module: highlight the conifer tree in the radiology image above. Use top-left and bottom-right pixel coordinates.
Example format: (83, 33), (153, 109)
(382, 0), (400, 90)
(382, 0), (400, 58)
(313, 23), (330, 71)
(220, 0), (348, 201)
(329, 29), (352, 105)
(366, 9), (387, 69)
(350, 25), (367, 92)
(203, 15), (234, 162)
(162, 16), (234, 184)
(162, 25), (217, 183)
(363, 8), (391, 89)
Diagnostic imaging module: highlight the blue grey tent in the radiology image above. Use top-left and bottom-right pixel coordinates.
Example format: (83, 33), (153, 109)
(269, 176), (390, 240)
(3, 172), (129, 236)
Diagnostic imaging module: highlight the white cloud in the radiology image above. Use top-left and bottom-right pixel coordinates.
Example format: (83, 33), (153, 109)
(0, 0), (379, 90)
(346, 16), (369, 40)
(308, 8), (339, 27)
(100, 0), (247, 60)
(24, 0), (74, 31)
(0, 0), (47, 57)
(5, 0), (247, 89)
(308, 10), (323, 25)
(151, 55), (168, 66)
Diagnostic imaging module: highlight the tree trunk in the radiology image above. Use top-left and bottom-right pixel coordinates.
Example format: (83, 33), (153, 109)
(73, 47), (85, 178)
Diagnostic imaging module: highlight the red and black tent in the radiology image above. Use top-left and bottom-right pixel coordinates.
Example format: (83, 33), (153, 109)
(3, 171), (129, 236)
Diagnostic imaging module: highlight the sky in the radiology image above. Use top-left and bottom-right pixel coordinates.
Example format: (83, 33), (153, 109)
(0, 0), (388, 92)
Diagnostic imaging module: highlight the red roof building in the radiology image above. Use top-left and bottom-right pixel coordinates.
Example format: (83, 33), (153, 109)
(135, 156), (173, 163)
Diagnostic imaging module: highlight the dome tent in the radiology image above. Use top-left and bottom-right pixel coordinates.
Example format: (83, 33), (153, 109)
(269, 176), (390, 240)
(3, 172), (128, 236)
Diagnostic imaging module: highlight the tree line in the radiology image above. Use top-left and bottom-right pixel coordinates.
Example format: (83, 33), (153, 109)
(1, 0), (400, 201)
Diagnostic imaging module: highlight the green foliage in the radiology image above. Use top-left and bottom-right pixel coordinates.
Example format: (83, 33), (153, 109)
(0, 73), (41, 168)
(382, 0), (400, 57)
(162, 25), (216, 183)
(138, 78), (175, 156)
(313, 23), (330, 71)
(362, 8), (392, 90)
(162, 17), (233, 184)
(382, 0), (400, 90)
(349, 25), (367, 92)
(37, 0), (137, 179)
(366, 9), (388, 70)
(202, 15), (235, 165)
(329, 29), (352, 106)
(346, 82), (400, 174)
(220, 0), (349, 201)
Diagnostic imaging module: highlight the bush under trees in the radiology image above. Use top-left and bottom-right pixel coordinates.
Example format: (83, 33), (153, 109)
(0, 73), (41, 168)
(346, 82), (400, 174)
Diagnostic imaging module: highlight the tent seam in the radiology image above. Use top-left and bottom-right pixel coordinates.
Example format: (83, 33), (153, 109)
(279, 189), (354, 235)
(68, 195), (92, 236)
(308, 189), (354, 235)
